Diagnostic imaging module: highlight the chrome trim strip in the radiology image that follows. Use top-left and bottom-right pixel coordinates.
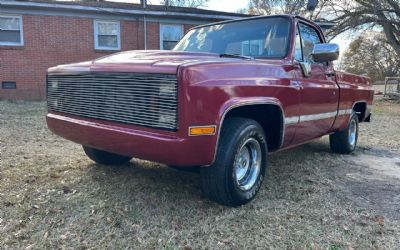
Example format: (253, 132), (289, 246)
(284, 116), (300, 125)
(285, 108), (354, 126)
(213, 105), (360, 165)
(338, 109), (353, 116)
(209, 99), (371, 166)
(206, 101), (371, 166)
(299, 111), (338, 122)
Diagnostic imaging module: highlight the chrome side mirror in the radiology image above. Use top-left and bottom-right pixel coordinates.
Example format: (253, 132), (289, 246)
(311, 43), (339, 63)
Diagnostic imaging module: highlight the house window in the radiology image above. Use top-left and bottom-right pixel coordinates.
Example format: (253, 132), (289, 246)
(94, 20), (120, 50)
(160, 24), (183, 50)
(0, 15), (23, 46)
(225, 40), (263, 57)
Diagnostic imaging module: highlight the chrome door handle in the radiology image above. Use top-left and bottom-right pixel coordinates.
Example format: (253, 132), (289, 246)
(290, 81), (302, 90)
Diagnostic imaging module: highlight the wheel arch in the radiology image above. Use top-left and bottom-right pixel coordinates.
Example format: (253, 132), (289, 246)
(352, 101), (368, 122)
(212, 100), (285, 164)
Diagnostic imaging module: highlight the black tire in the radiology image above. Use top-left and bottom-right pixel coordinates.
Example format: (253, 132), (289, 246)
(83, 146), (132, 165)
(330, 112), (359, 154)
(200, 118), (268, 207)
(168, 165), (200, 173)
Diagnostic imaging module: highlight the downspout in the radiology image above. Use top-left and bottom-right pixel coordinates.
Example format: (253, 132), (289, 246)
(141, 0), (147, 50)
(144, 15), (147, 50)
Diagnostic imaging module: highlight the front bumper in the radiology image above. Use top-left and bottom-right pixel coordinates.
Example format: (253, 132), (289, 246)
(46, 113), (217, 166)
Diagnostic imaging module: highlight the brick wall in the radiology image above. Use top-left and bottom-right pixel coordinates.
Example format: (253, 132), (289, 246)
(0, 14), (196, 100)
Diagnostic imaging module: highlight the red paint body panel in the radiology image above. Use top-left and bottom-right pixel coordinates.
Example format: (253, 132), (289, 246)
(46, 113), (215, 166)
(46, 15), (374, 167)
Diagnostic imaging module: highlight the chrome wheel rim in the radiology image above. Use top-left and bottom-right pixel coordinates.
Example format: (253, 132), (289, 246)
(349, 118), (357, 148)
(234, 138), (262, 191)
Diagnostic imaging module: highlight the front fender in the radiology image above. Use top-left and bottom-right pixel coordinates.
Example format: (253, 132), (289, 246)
(185, 93), (284, 166)
(178, 61), (297, 166)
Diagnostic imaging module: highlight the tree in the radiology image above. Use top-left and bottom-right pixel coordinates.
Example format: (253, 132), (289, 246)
(340, 32), (400, 82)
(247, 0), (331, 20)
(246, 1), (400, 57)
(160, 0), (208, 8)
(324, 0), (400, 57)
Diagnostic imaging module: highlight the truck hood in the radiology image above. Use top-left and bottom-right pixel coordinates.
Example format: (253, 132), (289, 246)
(48, 50), (246, 74)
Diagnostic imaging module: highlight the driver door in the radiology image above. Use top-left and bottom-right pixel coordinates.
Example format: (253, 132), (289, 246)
(292, 22), (339, 144)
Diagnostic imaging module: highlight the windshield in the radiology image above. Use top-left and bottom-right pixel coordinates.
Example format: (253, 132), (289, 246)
(173, 17), (291, 59)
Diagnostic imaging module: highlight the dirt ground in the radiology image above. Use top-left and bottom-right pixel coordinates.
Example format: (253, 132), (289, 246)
(1, 99), (400, 249)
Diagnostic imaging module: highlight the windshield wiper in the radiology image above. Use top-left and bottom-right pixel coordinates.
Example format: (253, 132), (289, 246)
(219, 53), (254, 60)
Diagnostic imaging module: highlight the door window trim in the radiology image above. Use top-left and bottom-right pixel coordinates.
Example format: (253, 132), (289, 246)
(295, 21), (326, 65)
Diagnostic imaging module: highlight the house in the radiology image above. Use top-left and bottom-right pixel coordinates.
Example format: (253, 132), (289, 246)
(0, 0), (248, 100)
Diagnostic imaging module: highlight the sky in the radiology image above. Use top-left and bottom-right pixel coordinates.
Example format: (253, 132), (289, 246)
(205, 0), (248, 13)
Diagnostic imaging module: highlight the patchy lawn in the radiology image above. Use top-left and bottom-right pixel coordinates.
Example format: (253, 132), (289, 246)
(0, 99), (399, 249)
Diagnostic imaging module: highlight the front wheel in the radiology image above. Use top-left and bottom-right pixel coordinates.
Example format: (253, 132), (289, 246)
(330, 112), (359, 154)
(200, 118), (267, 207)
(83, 146), (132, 165)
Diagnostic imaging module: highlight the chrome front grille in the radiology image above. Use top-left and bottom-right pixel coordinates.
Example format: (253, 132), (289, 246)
(47, 73), (178, 130)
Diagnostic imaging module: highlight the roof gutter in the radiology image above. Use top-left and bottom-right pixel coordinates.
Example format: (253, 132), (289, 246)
(0, 1), (243, 21)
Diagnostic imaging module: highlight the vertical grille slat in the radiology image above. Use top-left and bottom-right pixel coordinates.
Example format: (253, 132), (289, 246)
(47, 73), (178, 130)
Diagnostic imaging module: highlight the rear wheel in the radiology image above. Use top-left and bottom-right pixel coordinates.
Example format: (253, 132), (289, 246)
(330, 112), (359, 154)
(200, 118), (267, 207)
(83, 146), (132, 165)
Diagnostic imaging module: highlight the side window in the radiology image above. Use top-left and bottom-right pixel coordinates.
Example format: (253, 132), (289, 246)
(298, 23), (323, 63)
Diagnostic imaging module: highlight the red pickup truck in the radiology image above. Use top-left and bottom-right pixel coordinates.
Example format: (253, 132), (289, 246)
(47, 15), (373, 206)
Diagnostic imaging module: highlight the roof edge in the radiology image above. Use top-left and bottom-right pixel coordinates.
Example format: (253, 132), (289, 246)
(0, 0), (248, 20)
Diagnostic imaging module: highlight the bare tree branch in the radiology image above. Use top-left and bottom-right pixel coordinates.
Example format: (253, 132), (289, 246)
(325, 0), (400, 56)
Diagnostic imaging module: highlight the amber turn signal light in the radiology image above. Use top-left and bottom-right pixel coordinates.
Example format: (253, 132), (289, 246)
(189, 126), (216, 136)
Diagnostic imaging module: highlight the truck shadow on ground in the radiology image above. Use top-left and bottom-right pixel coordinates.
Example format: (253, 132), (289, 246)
(82, 139), (400, 221)
(84, 140), (338, 208)
(85, 159), (207, 209)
